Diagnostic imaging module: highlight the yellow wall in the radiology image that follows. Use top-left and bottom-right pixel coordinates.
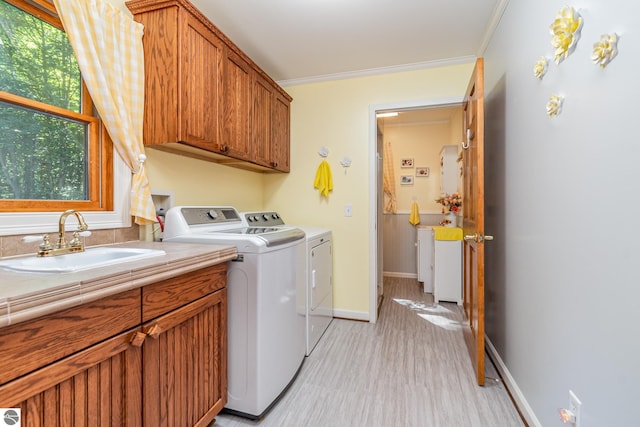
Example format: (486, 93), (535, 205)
(383, 121), (450, 213)
(264, 64), (474, 316)
(145, 149), (264, 210)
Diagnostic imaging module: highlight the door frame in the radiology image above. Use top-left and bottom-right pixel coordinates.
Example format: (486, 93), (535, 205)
(368, 96), (463, 323)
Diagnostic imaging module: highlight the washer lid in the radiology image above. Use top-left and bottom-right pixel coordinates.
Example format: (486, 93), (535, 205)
(218, 227), (305, 247)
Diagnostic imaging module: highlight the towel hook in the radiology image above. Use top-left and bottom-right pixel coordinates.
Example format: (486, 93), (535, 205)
(339, 156), (351, 175)
(318, 146), (329, 157)
(461, 128), (471, 150)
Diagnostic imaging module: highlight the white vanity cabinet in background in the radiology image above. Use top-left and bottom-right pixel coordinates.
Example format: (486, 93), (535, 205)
(416, 226), (434, 293)
(434, 239), (462, 305)
(417, 225), (463, 304)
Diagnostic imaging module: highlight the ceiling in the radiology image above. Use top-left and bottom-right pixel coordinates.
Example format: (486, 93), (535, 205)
(189, 0), (503, 85)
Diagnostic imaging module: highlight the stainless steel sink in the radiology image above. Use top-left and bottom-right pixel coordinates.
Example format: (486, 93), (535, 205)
(0, 247), (166, 273)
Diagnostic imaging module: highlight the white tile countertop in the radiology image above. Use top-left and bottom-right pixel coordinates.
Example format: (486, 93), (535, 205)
(0, 241), (237, 329)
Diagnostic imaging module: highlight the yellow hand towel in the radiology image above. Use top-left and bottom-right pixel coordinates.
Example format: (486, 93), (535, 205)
(433, 226), (463, 240)
(314, 160), (333, 197)
(409, 201), (420, 225)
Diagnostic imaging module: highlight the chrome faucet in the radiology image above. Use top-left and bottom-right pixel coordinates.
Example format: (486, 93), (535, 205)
(35, 210), (89, 257)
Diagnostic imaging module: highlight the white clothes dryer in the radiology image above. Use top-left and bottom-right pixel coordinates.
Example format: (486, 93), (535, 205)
(241, 212), (333, 356)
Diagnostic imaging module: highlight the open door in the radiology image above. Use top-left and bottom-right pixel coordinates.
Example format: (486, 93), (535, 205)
(376, 124), (384, 311)
(461, 58), (492, 386)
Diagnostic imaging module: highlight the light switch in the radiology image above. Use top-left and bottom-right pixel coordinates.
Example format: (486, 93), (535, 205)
(344, 204), (353, 217)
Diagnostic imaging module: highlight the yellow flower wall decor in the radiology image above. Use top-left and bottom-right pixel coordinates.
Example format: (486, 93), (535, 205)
(534, 56), (549, 79)
(592, 33), (618, 68)
(550, 6), (583, 64)
(546, 94), (564, 117)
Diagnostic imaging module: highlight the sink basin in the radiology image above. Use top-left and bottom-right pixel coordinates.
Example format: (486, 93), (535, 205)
(0, 247), (166, 273)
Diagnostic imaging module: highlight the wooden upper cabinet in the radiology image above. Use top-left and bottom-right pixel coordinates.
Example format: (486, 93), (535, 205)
(181, 13), (222, 150)
(127, 1), (223, 150)
(220, 48), (252, 161)
(272, 91), (291, 172)
(251, 74), (274, 168)
(127, 0), (292, 172)
(252, 75), (291, 172)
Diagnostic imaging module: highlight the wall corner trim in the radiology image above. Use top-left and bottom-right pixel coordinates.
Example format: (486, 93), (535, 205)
(332, 309), (370, 322)
(485, 336), (542, 427)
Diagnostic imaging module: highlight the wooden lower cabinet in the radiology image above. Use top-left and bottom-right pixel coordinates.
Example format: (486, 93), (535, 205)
(0, 265), (227, 427)
(143, 288), (227, 427)
(0, 328), (143, 426)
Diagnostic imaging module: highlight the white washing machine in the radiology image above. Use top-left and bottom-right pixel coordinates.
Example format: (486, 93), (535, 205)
(163, 206), (306, 419)
(242, 212), (333, 356)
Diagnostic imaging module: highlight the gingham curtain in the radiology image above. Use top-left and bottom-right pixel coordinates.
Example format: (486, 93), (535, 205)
(383, 141), (397, 213)
(53, 0), (156, 225)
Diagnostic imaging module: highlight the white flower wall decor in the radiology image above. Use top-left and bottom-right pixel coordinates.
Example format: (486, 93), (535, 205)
(546, 94), (564, 118)
(592, 33), (618, 68)
(550, 6), (583, 64)
(533, 56), (549, 79)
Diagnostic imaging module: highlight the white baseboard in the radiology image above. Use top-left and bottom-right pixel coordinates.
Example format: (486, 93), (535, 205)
(333, 308), (369, 321)
(485, 336), (541, 427)
(383, 271), (418, 279)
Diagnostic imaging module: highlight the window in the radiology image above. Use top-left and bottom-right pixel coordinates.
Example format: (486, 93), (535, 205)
(0, 0), (112, 212)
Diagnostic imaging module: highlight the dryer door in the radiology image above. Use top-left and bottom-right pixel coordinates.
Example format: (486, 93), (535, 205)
(310, 240), (332, 311)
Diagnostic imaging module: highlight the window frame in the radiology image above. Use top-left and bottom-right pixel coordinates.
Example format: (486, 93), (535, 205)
(0, 0), (130, 235)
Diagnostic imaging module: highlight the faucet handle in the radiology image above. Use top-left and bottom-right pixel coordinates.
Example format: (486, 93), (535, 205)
(22, 235), (45, 243)
(22, 235), (54, 252)
(70, 230), (91, 247)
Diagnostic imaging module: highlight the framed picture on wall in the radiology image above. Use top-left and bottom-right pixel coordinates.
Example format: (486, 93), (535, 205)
(400, 175), (414, 185)
(416, 167), (430, 177)
(401, 158), (414, 168)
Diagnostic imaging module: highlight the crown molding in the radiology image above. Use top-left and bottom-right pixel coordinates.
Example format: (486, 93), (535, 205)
(277, 55), (477, 87)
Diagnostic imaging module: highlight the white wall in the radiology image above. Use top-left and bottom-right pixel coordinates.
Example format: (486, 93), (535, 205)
(483, 1), (640, 425)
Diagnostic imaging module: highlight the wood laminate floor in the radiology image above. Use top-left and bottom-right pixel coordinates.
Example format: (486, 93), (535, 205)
(212, 277), (524, 427)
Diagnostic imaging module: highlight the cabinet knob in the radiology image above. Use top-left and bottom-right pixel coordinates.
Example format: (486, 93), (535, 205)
(130, 331), (147, 347)
(145, 323), (162, 339)
(221, 145), (229, 153)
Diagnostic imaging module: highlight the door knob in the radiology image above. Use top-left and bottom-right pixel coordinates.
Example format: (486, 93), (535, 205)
(464, 233), (494, 242)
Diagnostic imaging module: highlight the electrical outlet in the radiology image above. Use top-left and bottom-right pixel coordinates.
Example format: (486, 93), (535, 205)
(569, 390), (581, 427)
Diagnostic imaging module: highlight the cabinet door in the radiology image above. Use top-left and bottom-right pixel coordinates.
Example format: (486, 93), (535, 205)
(142, 289), (227, 427)
(0, 329), (143, 427)
(434, 240), (462, 304)
(132, 4), (180, 146)
(417, 228), (434, 292)
(251, 74), (273, 167)
(220, 49), (251, 160)
(180, 12), (223, 149)
(272, 91), (291, 172)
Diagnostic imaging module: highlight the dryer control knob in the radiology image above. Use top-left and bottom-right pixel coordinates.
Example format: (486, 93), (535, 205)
(207, 210), (218, 219)
(262, 214), (270, 221)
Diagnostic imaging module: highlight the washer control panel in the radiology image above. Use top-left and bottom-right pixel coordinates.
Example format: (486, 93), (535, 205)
(243, 211), (285, 227)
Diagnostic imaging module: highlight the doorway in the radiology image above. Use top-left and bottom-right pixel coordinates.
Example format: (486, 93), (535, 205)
(368, 97), (463, 323)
